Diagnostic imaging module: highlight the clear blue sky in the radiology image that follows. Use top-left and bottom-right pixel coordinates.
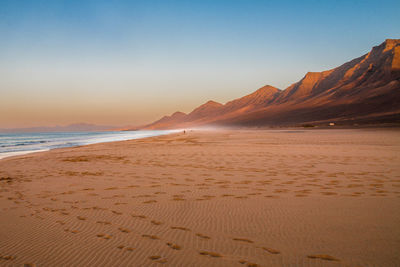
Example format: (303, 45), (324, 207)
(0, 0), (399, 127)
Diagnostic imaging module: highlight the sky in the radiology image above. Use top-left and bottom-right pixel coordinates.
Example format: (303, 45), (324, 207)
(0, 0), (399, 128)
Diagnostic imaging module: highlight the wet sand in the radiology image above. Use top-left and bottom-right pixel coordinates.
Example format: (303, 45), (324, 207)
(0, 129), (399, 266)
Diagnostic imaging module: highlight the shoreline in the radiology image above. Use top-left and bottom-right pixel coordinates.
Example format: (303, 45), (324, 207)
(2, 126), (399, 162)
(2, 125), (399, 160)
(0, 130), (180, 161)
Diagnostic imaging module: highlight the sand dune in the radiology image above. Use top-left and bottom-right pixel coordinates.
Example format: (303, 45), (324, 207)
(0, 129), (400, 266)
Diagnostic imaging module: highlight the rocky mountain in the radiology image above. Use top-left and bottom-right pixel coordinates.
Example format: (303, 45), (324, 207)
(143, 39), (400, 129)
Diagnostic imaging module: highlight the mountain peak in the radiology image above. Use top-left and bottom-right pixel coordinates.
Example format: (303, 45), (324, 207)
(171, 111), (186, 117)
(383, 39), (400, 52)
(204, 100), (222, 106)
(248, 85), (279, 98)
(371, 39), (400, 54)
(275, 70), (333, 101)
(304, 70), (332, 79)
(185, 100), (223, 120)
(220, 85), (280, 113)
(302, 72), (322, 82)
(255, 85), (279, 93)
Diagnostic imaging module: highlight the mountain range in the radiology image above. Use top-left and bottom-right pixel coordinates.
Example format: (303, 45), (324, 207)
(143, 39), (400, 129)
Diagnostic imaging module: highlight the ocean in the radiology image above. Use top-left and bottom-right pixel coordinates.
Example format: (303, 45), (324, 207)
(0, 130), (177, 159)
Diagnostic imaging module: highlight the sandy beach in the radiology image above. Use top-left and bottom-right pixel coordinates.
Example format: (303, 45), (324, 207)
(0, 129), (399, 266)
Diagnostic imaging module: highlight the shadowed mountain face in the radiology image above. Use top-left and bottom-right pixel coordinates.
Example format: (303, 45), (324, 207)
(144, 39), (400, 129)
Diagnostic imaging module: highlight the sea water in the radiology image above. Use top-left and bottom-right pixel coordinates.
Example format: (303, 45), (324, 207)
(0, 130), (177, 159)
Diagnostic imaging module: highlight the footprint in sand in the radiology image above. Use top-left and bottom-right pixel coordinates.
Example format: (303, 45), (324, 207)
(117, 245), (135, 251)
(96, 233), (112, 240)
(104, 187), (118, 190)
(82, 188), (95, 191)
(65, 229), (79, 234)
(233, 238), (254, 243)
(261, 247), (281, 254)
(199, 251), (222, 258)
(132, 214), (146, 219)
(151, 220), (163, 226)
(142, 234), (160, 240)
(137, 194), (152, 198)
(91, 206), (107, 211)
(143, 200), (157, 204)
(247, 193), (261, 196)
(238, 260), (259, 267)
(274, 189), (289, 194)
(148, 255), (167, 264)
(166, 242), (182, 250)
(96, 221), (112, 225)
(321, 191), (338, 196)
(111, 210), (122, 215)
(58, 189), (75, 196)
(307, 254), (339, 261)
(118, 227), (131, 233)
(171, 226), (190, 231)
(196, 233), (211, 240)
(0, 255), (16, 261)
(235, 196), (248, 199)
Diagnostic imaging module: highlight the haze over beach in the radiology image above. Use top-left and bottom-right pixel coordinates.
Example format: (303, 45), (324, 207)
(1, 1), (400, 267)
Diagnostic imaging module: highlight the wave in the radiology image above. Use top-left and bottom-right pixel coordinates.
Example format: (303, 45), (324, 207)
(0, 130), (177, 160)
(0, 140), (49, 148)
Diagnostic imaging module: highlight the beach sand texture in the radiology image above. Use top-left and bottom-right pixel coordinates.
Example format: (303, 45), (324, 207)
(0, 129), (399, 266)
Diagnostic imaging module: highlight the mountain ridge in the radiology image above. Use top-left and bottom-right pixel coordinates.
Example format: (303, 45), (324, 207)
(142, 39), (400, 129)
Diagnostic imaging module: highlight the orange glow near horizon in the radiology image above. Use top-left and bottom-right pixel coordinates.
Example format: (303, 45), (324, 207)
(1, 1), (399, 128)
